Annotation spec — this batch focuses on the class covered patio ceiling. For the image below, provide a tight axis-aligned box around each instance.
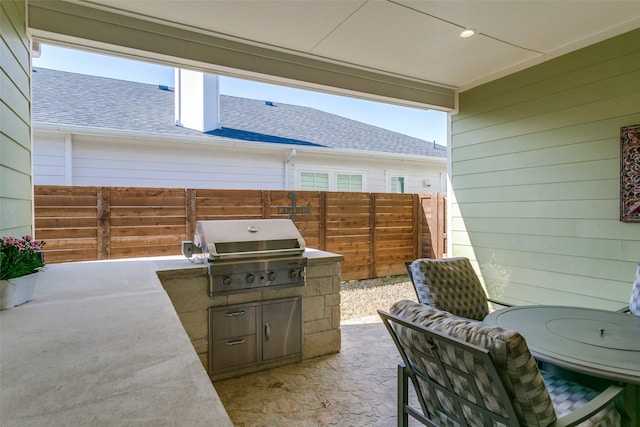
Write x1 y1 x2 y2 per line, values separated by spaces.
27 1 640 110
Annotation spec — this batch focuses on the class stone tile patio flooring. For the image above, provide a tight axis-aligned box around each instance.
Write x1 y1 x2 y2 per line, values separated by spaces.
213 315 409 426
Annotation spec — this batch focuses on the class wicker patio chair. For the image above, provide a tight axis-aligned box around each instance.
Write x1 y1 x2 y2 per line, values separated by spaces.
405 257 509 321
378 300 624 427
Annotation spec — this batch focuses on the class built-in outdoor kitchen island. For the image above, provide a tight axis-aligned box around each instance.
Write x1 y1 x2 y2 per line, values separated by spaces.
162 219 343 381
158 220 343 380
0 241 343 425
160 249 343 380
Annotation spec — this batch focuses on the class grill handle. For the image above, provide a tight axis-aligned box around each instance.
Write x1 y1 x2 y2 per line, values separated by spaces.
224 310 246 317
209 247 303 260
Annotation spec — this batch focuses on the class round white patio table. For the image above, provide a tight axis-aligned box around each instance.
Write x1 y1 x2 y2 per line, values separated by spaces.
485 305 640 426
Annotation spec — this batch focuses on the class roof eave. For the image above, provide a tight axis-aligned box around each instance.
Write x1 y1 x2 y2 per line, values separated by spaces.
33 122 447 163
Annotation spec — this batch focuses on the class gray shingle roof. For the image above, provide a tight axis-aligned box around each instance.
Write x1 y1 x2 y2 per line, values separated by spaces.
32 67 446 157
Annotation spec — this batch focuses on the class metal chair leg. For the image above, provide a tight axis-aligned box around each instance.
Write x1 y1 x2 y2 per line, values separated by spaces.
398 363 409 427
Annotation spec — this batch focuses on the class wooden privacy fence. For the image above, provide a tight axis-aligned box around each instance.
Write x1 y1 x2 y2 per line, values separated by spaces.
34 186 446 281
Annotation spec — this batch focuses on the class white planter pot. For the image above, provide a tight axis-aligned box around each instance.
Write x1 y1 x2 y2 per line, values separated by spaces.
0 272 38 310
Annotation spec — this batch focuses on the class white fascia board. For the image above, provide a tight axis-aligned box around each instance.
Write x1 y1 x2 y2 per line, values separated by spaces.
27 1 456 110
34 122 447 164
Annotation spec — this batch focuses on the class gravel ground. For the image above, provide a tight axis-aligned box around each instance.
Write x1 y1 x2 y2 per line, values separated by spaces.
340 275 417 320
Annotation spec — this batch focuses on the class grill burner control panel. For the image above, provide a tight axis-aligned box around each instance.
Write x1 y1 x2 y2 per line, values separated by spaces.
208 257 307 296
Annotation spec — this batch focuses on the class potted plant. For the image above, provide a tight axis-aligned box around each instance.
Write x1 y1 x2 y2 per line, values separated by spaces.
0 235 46 310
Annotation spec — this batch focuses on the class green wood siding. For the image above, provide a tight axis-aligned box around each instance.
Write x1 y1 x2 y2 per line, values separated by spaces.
452 29 640 310
1 0 32 236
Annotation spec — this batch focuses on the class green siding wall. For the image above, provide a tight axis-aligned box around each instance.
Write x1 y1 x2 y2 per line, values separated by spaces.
1 0 32 237
451 29 640 310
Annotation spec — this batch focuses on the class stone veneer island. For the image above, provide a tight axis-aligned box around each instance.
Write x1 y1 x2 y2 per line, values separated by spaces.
158 249 343 380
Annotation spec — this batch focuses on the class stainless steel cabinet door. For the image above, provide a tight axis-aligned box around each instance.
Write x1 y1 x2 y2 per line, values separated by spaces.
262 298 302 361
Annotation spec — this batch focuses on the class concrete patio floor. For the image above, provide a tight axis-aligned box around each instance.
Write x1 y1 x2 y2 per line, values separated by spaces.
0 257 417 426
213 315 408 427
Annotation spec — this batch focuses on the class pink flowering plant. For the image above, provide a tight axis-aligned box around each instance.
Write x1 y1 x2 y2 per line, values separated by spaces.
0 235 46 280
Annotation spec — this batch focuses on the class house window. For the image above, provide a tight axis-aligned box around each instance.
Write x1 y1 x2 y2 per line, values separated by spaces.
390 176 405 193
300 172 329 190
336 174 363 192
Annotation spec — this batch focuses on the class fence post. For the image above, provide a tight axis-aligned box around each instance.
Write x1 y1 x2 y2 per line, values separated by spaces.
319 191 327 251
369 193 376 279
263 190 271 219
437 192 447 258
97 187 110 260
185 189 196 241
419 194 435 259
413 194 421 259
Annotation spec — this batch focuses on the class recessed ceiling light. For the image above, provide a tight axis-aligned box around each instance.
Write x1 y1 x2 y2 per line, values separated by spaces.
460 28 477 38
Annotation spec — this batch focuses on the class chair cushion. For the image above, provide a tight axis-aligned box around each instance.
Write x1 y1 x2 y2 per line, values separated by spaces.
390 300 556 425
410 257 489 320
543 372 620 427
390 300 621 427
630 263 640 316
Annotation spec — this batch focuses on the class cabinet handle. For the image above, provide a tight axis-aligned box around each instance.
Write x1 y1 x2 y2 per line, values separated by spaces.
224 310 245 317
226 339 245 346
264 322 271 341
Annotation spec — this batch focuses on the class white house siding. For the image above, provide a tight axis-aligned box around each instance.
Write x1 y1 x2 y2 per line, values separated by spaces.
451 28 640 310
33 130 447 192
0 0 32 237
31 131 66 185
34 132 284 189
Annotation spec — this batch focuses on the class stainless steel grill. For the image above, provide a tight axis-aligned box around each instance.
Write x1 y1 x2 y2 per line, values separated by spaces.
182 219 307 296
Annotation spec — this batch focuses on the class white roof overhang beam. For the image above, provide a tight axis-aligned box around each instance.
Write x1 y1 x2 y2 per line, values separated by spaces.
27 0 456 111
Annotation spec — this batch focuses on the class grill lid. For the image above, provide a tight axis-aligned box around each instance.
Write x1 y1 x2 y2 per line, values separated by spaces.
194 219 305 260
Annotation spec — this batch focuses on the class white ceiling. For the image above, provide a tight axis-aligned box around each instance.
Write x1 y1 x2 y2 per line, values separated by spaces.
82 0 640 91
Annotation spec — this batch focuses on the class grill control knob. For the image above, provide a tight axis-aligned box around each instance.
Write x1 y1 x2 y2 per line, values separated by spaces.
267 271 277 281
288 269 299 279
245 273 255 284
222 276 232 287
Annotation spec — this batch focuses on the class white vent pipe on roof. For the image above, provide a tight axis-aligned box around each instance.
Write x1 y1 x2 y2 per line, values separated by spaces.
175 69 220 132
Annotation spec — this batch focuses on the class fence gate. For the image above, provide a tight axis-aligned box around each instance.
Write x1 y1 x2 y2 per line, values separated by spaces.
419 193 447 259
